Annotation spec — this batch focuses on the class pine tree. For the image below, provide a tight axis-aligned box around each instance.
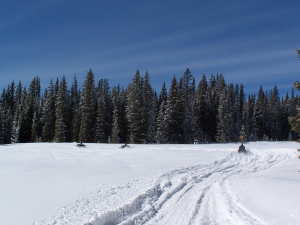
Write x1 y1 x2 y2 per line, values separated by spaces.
253 87 267 140
267 86 281 140
119 89 129 143
289 87 300 140
156 82 169 143
54 78 67 142
164 77 185 143
97 79 113 142
95 95 106 143
18 77 40 143
0 106 6 144
216 88 234 143
216 90 227 143
156 97 168 143
41 81 56 142
193 75 210 143
111 104 121 143
180 68 195 143
70 76 81 142
232 84 243 141
126 71 146 143
143 72 156 143
79 69 96 142
158 82 167 108
242 95 256 141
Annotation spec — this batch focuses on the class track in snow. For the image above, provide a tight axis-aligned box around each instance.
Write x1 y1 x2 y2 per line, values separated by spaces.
85 151 289 225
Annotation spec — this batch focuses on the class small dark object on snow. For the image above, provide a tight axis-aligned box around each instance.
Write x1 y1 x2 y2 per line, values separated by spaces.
77 141 86 148
238 144 247 154
120 143 129 149
297 149 300 152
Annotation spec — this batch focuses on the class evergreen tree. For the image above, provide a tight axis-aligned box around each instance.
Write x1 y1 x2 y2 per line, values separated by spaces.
164 77 185 143
18 77 40 143
95 95 106 143
194 75 210 143
216 88 234 142
111 92 121 143
156 82 169 143
143 72 156 143
267 86 281 140
119 89 129 143
97 79 113 142
54 78 68 142
156 97 168 143
126 71 146 143
289 85 300 139
41 81 56 142
253 87 267 140
70 76 81 142
180 68 195 143
242 95 255 141
79 69 96 142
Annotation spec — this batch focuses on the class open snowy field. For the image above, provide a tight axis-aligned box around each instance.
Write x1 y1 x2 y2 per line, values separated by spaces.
0 142 299 225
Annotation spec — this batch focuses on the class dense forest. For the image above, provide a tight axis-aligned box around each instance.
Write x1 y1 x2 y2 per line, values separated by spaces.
0 68 297 144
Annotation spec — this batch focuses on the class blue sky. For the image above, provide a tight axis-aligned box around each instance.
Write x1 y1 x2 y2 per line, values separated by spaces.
0 0 299 93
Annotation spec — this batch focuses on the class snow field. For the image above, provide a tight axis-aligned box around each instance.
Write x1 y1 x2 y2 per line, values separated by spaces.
0 142 299 225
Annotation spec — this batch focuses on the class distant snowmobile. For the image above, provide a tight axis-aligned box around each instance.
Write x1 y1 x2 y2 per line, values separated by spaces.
238 144 247 154
77 141 86 148
120 143 130 149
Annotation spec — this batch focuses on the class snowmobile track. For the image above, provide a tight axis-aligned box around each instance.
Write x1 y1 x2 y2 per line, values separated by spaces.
86 152 289 225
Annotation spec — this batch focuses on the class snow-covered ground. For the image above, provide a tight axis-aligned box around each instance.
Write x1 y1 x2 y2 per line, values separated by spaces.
0 142 299 225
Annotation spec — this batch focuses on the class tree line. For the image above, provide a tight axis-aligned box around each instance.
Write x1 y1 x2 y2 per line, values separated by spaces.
0 68 297 144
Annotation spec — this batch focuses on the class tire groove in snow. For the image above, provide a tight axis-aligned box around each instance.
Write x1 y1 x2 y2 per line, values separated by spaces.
84 152 289 225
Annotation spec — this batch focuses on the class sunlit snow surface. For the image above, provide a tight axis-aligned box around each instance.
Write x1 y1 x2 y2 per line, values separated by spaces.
0 142 299 225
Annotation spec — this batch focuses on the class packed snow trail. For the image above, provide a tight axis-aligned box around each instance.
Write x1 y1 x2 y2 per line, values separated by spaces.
85 151 289 225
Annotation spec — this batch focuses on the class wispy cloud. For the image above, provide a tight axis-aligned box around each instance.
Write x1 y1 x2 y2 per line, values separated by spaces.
75 4 298 64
